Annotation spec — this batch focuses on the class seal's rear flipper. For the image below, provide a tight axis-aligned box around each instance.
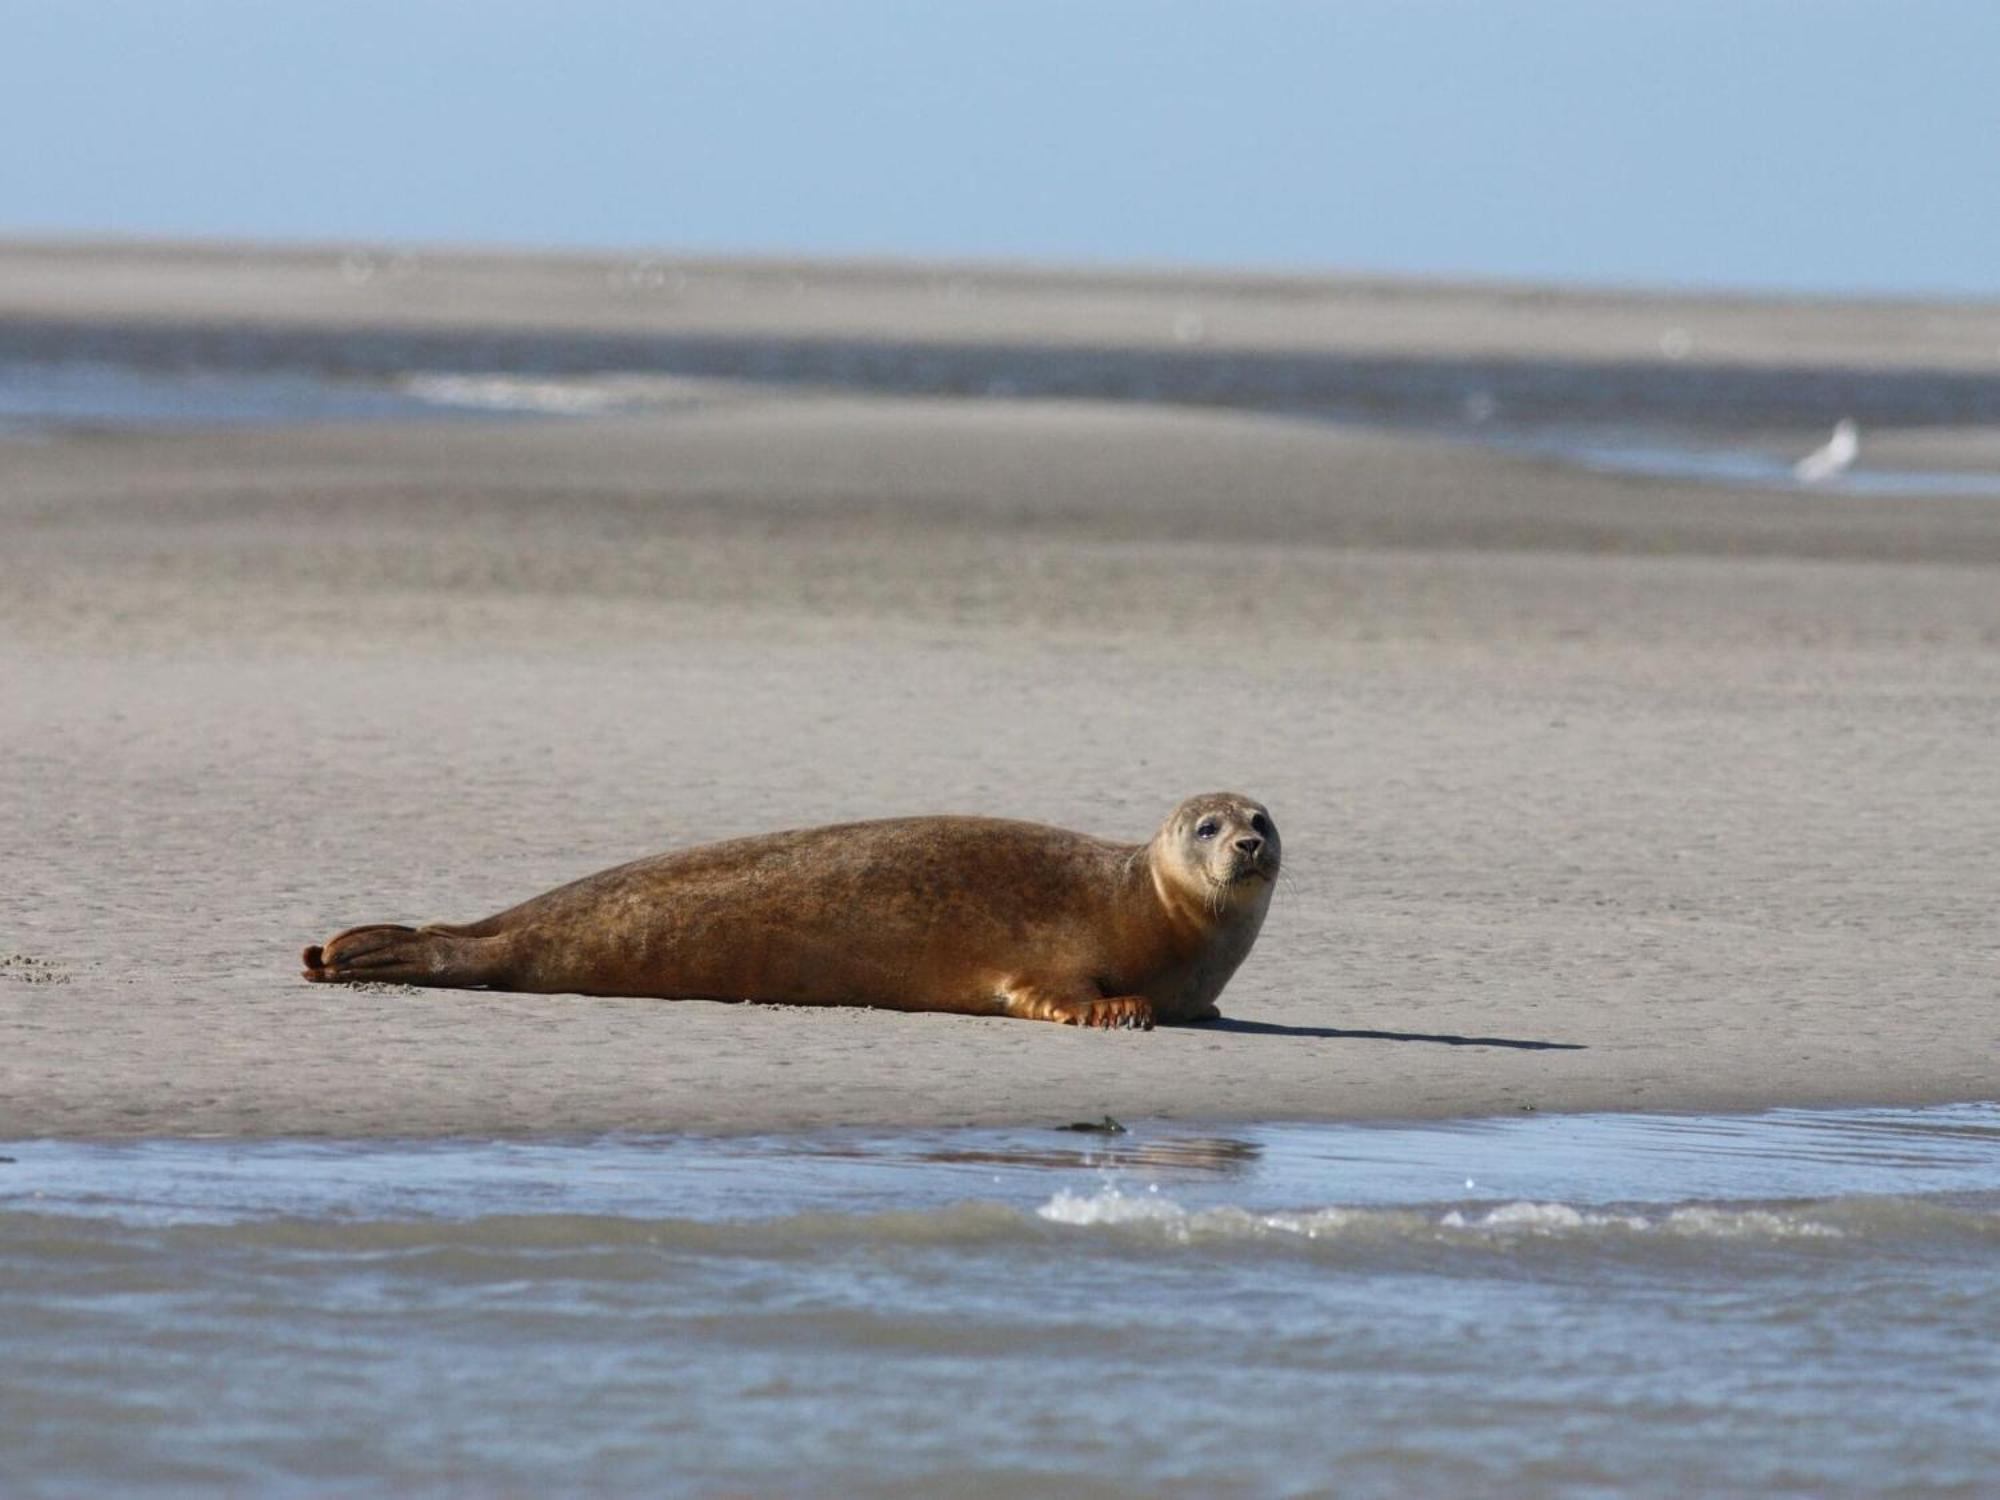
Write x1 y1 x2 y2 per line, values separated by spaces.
301 924 506 989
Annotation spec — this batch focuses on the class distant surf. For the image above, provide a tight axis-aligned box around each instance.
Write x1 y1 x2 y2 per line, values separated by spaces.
5 316 2000 496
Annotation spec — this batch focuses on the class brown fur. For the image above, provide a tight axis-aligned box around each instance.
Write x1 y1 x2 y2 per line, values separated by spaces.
301 793 1279 1030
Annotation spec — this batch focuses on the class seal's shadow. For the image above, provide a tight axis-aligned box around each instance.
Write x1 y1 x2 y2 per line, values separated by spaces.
1191 1018 1585 1051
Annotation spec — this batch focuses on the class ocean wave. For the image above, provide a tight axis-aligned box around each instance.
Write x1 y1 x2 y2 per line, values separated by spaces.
399 374 632 414
397 373 725 416
1034 1187 2000 1252
8 1189 1989 1272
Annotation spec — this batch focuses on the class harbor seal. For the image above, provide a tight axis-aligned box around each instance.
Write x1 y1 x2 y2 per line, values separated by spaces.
301 793 1279 1030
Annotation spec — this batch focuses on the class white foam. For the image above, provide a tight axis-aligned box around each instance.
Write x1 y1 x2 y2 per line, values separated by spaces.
1442 1201 1651 1233
1662 1205 1844 1239
1035 1189 1377 1243
1037 1187 1188 1228
1039 1189 1847 1244
400 375 634 415
398 372 742 417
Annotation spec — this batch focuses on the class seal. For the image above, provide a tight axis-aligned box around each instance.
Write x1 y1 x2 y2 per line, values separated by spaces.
301 793 1279 1030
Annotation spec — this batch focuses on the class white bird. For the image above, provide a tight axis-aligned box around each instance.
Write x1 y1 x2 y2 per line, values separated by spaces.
1793 418 1859 483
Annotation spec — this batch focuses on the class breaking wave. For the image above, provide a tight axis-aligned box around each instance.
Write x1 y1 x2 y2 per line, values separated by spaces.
1033 1186 2000 1254
398 372 729 415
6 1191 1993 1278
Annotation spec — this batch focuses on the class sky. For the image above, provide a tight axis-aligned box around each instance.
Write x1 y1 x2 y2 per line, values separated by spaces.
6 1 1998 295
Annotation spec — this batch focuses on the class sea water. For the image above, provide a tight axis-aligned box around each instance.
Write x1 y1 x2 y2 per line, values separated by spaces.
0 357 479 437
6 322 2000 497
3 1104 1995 1497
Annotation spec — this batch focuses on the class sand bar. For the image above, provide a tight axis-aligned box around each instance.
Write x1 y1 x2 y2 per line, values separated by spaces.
1 244 1997 1137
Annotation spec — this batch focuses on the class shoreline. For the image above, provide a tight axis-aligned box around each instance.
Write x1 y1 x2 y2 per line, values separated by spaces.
8 1094 1999 1148
2 242 1997 1140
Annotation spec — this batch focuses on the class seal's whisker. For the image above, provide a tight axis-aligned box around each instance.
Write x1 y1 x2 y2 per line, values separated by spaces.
1270 864 1320 897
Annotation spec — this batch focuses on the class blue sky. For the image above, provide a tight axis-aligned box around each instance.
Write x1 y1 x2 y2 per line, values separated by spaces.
6 1 1997 294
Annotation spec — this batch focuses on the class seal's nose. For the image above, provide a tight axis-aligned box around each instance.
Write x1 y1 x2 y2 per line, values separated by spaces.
1234 834 1264 857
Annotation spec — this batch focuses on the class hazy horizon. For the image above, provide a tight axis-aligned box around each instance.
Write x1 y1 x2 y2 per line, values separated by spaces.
8 1 1999 298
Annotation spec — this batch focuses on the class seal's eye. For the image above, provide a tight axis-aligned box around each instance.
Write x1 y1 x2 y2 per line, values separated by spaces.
1250 812 1272 837
1194 819 1220 840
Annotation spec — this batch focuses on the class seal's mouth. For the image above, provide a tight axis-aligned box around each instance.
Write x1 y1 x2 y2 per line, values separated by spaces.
1225 863 1277 886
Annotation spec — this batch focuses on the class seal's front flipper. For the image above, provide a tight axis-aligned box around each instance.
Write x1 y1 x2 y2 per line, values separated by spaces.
301 923 507 989
1003 980 1155 1031
1068 996 1156 1030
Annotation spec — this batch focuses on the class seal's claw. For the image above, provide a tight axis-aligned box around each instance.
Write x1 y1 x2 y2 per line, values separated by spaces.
1075 996 1156 1031
1002 987 1155 1030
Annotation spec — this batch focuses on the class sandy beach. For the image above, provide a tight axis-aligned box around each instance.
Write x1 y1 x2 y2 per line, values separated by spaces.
2 241 1996 1137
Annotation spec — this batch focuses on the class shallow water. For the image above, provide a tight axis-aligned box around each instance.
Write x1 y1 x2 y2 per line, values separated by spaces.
0 357 489 436
4 1105 1996 1497
5 320 2000 496
1486 423 2000 497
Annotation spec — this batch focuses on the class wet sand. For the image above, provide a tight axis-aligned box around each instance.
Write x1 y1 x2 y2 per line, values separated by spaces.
2 243 1997 1137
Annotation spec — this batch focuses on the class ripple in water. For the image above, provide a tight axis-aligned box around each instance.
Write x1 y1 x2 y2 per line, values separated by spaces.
3 1104 1996 1497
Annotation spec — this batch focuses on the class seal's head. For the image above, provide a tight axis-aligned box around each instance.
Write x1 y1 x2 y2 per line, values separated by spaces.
1155 792 1281 907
